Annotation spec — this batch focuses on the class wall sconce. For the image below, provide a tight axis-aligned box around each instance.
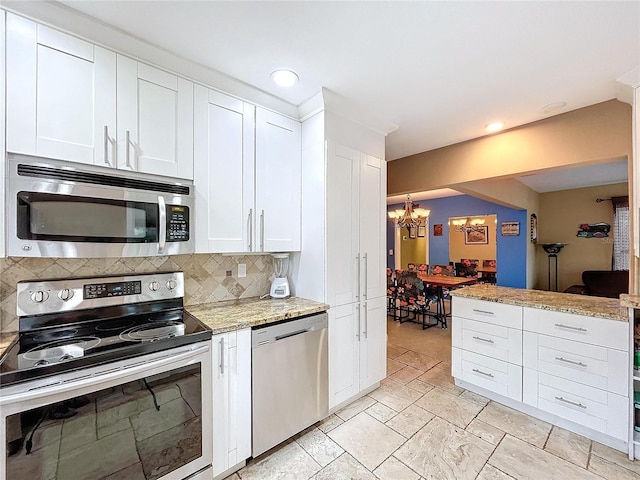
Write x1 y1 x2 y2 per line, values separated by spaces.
387 195 430 228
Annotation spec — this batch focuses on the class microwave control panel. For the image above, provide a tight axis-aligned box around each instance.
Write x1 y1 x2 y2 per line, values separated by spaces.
167 205 189 242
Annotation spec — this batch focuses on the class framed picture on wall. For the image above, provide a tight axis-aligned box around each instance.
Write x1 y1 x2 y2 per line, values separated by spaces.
501 221 520 236
433 224 443 236
408 227 417 239
464 226 488 245
417 226 426 237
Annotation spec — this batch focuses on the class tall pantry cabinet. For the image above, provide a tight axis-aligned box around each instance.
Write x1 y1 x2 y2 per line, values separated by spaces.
294 101 393 410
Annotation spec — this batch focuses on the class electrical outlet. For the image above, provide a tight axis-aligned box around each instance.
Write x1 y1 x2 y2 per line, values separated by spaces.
238 264 247 278
225 270 232 277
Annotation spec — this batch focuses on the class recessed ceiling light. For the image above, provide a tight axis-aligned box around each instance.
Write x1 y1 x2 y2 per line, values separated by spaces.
541 102 567 114
271 69 299 87
485 121 505 133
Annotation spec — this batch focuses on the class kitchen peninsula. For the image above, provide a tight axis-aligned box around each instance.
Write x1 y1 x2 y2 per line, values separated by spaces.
451 284 631 455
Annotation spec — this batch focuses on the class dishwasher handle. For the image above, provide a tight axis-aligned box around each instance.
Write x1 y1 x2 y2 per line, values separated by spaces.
275 329 309 341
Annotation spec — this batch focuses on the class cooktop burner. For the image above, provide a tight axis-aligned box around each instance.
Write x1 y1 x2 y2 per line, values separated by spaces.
0 273 211 387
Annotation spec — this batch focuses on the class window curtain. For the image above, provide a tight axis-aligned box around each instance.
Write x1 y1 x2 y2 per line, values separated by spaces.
611 196 629 271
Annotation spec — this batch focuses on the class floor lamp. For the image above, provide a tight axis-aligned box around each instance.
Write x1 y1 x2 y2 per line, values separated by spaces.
539 243 568 291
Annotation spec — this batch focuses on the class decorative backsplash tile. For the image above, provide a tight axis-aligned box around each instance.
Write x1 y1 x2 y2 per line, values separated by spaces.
0 254 273 334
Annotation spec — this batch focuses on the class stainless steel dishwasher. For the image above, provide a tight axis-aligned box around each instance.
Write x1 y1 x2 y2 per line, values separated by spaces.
251 312 328 457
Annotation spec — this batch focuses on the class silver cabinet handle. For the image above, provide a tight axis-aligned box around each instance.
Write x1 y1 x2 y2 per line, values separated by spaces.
125 130 132 168
158 196 167 254
248 209 253 251
260 210 265 251
555 396 586 409
219 337 225 374
103 125 111 166
356 254 361 301
473 336 494 344
472 368 494 378
363 253 368 299
472 309 494 315
363 302 368 339
356 303 361 340
555 356 587 367
554 323 587 332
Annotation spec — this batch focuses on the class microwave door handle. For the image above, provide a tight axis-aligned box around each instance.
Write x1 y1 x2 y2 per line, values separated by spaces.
158 196 167 254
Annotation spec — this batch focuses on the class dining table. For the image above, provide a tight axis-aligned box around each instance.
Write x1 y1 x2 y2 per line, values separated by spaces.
417 274 478 328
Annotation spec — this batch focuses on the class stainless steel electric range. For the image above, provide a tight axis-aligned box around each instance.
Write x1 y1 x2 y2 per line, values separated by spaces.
0 272 213 480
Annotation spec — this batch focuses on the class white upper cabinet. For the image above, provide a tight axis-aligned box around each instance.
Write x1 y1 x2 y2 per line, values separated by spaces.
255 108 302 252
6 14 116 167
194 86 255 253
6 14 194 180
117 57 194 179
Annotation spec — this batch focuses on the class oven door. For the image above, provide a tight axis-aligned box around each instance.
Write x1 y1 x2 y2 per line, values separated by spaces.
1 342 212 480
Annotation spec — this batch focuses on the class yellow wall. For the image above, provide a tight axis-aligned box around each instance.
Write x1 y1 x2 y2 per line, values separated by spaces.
535 182 629 292
400 232 427 268
449 215 497 266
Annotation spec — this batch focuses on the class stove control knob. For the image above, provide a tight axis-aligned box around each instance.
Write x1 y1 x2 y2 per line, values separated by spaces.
148 281 161 292
57 288 75 302
166 279 178 290
30 290 49 303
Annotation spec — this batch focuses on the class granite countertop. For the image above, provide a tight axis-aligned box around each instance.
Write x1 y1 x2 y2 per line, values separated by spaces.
620 294 640 309
451 284 629 322
186 296 330 334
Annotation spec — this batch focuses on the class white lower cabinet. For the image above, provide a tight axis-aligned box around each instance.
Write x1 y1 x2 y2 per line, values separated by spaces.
329 296 386 409
212 329 251 479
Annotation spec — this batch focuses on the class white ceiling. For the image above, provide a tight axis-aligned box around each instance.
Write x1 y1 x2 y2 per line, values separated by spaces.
55 0 639 162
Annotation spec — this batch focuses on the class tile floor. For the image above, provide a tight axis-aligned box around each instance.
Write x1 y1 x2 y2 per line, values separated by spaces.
229 316 640 479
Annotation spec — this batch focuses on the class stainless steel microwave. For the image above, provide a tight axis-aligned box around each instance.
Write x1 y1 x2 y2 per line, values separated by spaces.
7 155 194 258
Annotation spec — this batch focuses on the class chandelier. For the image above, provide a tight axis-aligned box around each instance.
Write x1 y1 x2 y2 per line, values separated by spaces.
387 195 430 228
450 216 486 233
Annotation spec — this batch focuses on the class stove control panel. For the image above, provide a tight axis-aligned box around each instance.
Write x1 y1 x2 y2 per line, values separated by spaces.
16 272 185 317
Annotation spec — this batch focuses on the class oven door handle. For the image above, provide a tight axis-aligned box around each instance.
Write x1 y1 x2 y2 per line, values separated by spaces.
158 196 167 254
0 343 211 405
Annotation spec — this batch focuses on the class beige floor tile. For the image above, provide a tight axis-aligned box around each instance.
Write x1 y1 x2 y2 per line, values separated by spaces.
589 453 640 479
365 402 397 422
385 404 435 438
389 365 425 385
222 474 240 480
406 378 433 394
368 378 423 412
103 462 146 480
238 441 321 480
386 318 452 361
417 364 464 395
590 441 640 475
465 419 505 445
395 350 442 371
544 426 591 468
394 416 494 480
476 401 551 448
387 343 409 359
387 358 406 375
489 435 600 480
476 464 515 480
414 388 483 428
312 453 377 480
335 395 377 421
328 412 405 471
374 456 421 480
296 427 344 467
459 389 490 407
316 414 344 434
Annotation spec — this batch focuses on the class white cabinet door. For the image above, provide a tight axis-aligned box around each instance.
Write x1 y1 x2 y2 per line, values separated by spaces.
359 154 386 300
211 329 251 478
0 11 5 258
359 296 387 391
194 86 255 253
117 56 194 179
255 108 301 252
6 14 116 167
326 144 360 306
328 303 360 409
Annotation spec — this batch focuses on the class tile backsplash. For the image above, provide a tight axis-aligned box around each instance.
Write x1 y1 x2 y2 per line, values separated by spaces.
0 254 273 334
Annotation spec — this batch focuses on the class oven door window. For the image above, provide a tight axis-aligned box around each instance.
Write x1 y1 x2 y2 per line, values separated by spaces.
17 192 159 243
5 363 202 480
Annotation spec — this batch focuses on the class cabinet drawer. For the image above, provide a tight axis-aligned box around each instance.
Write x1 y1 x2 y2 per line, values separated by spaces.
523 369 628 441
453 297 522 328
453 318 522 364
452 347 522 401
522 332 628 395
523 307 628 350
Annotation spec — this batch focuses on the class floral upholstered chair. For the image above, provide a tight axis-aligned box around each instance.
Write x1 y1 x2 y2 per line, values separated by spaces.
455 258 479 278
